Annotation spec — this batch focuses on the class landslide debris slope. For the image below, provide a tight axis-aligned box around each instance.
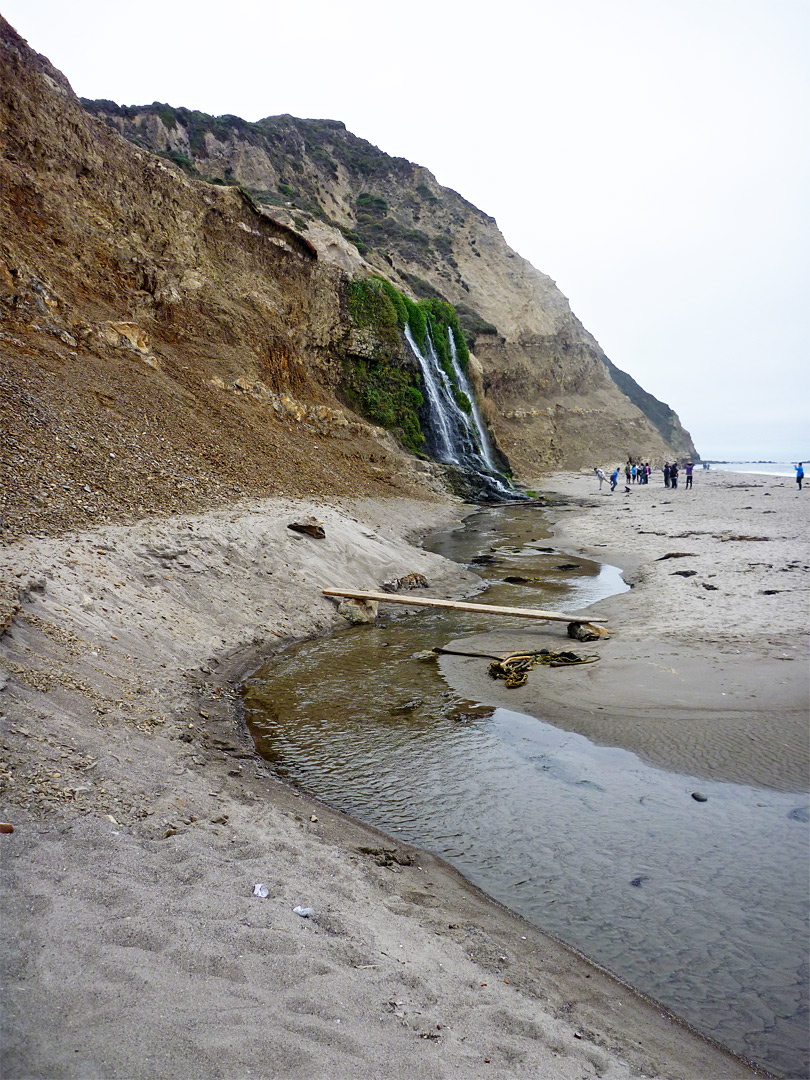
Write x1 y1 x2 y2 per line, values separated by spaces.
0 18 437 542
83 100 699 474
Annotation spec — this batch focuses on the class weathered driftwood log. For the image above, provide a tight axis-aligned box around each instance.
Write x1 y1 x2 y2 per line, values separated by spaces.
322 589 607 625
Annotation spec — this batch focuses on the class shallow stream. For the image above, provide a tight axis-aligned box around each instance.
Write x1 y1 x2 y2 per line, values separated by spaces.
243 504 809 1078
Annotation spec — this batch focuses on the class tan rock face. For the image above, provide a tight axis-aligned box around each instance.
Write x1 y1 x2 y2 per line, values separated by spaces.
0 17 435 538
97 321 158 367
0 13 697 546
82 98 698 474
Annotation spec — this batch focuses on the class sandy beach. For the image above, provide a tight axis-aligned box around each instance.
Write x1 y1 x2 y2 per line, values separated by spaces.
441 469 809 794
1 478 801 1079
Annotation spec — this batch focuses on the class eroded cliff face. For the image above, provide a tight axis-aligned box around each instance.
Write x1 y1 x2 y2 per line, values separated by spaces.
83 102 699 472
1 15 697 543
0 19 447 538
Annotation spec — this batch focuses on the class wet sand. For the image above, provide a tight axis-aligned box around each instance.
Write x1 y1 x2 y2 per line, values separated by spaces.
0 491 769 1078
440 469 809 792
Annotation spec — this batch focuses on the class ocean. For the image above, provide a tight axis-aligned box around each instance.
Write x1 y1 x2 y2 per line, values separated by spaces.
706 461 799 478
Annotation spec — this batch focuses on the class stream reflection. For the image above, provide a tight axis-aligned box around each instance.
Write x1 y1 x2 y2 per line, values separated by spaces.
243 504 808 1078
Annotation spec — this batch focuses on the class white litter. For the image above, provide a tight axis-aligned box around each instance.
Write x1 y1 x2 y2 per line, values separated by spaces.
253 883 270 898
293 905 313 918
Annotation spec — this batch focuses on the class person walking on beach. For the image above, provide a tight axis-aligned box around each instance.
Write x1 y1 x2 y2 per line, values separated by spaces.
610 467 619 492
685 462 694 489
663 462 671 488
594 467 607 490
670 461 679 489
796 463 804 491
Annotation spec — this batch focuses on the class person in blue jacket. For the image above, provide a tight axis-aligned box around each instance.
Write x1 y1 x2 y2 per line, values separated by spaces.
795 463 804 491
610 467 619 492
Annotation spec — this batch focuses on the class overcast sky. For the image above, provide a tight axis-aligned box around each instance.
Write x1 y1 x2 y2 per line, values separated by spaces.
4 0 808 459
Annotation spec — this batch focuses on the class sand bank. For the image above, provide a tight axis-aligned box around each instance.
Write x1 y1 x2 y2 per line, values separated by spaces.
1 493 768 1078
440 469 809 793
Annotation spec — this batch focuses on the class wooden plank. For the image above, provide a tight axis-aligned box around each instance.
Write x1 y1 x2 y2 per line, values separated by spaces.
322 589 607 625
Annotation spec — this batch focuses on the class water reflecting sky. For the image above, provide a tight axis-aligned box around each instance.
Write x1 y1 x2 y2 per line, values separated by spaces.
243 505 808 1078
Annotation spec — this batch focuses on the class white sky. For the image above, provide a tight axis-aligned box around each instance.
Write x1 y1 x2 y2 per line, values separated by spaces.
4 0 808 460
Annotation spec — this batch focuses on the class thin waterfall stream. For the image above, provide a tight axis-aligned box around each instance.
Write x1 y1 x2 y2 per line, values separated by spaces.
447 329 499 473
403 323 514 501
242 503 809 1079
403 324 457 463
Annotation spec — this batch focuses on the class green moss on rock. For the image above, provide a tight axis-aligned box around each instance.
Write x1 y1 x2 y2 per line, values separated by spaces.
344 275 478 447
341 360 425 454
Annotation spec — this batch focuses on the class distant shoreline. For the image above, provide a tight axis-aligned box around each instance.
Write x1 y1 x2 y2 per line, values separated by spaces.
700 461 799 478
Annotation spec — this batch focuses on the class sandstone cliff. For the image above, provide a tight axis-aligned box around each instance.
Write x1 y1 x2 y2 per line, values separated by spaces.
1 17 697 542
0 18 445 538
82 101 699 472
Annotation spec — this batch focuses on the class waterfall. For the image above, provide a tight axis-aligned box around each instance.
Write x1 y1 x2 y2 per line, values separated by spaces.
447 330 499 472
403 325 458 463
404 322 516 500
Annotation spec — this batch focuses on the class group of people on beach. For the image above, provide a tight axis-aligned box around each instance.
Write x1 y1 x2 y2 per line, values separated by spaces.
626 461 651 484
594 459 695 493
664 461 694 488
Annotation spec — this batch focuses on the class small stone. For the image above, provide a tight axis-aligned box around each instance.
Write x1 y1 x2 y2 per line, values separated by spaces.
337 598 378 624
567 621 609 641
691 791 708 802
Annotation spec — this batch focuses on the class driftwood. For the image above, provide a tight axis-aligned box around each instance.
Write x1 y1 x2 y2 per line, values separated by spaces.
288 520 325 539
322 589 607 625
719 534 770 542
